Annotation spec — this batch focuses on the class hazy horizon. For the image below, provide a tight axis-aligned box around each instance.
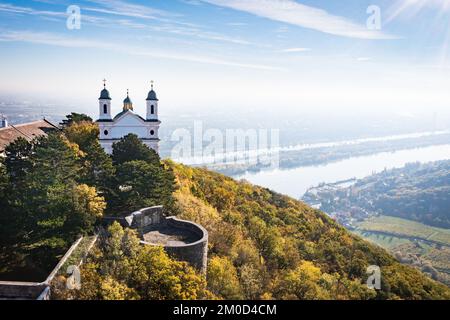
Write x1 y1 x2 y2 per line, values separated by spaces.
0 0 450 118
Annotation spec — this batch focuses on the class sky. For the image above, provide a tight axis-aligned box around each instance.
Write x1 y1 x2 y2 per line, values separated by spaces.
0 0 450 118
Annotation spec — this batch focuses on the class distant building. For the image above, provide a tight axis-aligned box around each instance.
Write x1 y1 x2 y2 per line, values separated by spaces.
1 114 8 128
96 80 161 154
0 117 58 156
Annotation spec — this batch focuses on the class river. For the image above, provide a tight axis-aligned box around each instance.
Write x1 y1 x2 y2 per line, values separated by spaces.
235 144 450 199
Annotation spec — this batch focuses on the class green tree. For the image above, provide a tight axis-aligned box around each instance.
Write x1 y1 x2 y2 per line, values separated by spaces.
107 135 176 214
60 113 93 127
0 163 12 250
112 160 174 212
0 163 7 198
4 137 33 180
112 133 160 166
82 142 115 193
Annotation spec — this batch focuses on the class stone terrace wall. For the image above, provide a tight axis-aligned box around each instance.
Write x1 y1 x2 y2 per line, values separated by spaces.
0 282 49 300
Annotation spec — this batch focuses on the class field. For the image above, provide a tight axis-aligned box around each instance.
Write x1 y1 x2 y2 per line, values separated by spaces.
356 215 450 246
353 230 410 249
354 215 450 286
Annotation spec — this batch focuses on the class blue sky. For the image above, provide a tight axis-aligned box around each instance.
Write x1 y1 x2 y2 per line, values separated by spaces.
0 0 450 117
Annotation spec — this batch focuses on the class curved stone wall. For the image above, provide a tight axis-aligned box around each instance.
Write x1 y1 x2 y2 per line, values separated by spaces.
148 216 208 274
118 206 208 274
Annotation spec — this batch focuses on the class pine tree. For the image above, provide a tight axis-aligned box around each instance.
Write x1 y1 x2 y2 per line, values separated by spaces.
112 133 160 166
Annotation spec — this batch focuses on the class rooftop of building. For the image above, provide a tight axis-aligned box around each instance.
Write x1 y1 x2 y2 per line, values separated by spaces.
0 119 58 152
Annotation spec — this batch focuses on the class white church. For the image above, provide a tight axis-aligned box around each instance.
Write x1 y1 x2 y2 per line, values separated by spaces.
96 81 160 154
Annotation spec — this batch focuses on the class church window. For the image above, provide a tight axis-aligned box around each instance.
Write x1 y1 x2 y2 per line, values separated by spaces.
104 130 109 136
151 105 155 114
103 104 108 114
150 130 155 136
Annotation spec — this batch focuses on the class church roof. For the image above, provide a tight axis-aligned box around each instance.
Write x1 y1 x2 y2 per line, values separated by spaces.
113 109 129 120
146 89 158 101
99 88 111 100
113 110 146 122
0 119 58 152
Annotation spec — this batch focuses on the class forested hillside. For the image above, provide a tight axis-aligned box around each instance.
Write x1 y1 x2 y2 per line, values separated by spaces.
1 115 449 300
170 162 450 300
369 161 450 228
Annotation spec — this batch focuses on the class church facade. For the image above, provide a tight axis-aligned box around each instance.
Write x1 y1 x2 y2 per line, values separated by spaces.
96 81 160 154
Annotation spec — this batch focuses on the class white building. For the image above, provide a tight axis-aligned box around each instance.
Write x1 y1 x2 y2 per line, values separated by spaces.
96 81 161 154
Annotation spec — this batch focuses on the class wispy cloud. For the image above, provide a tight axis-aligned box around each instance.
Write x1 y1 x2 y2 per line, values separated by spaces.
0 30 112 48
149 24 255 45
179 0 204 6
83 0 198 27
226 22 248 26
0 3 63 17
0 30 281 71
85 0 179 19
201 0 397 39
0 2 254 46
0 3 113 26
281 47 311 53
84 0 257 45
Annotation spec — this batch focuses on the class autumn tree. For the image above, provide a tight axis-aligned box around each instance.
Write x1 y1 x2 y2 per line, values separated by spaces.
64 120 99 151
207 256 243 299
63 120 115 198
273 261 331 300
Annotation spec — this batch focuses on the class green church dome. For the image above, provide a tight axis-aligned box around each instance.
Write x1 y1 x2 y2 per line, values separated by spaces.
99 88 111 100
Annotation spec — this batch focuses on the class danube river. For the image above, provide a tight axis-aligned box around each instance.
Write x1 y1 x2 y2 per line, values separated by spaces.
235 144 450 199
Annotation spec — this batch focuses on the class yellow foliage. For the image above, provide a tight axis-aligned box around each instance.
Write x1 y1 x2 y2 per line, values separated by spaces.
64 121 99 151
100 276 138 300
207 256 243 299
174 191 221 226
73 184 106 218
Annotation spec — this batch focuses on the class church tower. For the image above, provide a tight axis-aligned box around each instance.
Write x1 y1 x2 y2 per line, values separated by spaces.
146 81 158 121
98 79 112 120
145 81 160 153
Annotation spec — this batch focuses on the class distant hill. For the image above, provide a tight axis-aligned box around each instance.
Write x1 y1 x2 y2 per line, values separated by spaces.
304 160 450 228
302 160 450 287
168 161 450 299
368 161 450 228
